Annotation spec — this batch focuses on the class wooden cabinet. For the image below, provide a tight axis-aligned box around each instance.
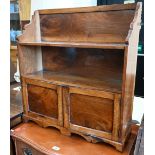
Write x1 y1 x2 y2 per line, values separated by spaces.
17 3 142 151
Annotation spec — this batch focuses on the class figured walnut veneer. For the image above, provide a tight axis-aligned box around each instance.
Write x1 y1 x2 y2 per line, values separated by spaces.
27 84 58 119
17 3 142 152
70 94 114 132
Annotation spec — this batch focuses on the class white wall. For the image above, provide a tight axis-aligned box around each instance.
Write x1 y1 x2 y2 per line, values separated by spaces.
31 0 97 16
132 97 144 123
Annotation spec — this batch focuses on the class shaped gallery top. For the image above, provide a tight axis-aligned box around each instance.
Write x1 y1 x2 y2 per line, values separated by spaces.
18 3 142 49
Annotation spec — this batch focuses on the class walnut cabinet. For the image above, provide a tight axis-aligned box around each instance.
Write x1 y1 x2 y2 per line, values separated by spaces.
18 3 142 151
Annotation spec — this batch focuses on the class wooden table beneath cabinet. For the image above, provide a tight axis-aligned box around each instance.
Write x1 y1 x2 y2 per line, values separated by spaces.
10 83 23 128
11 122 139 155
10 83 23 155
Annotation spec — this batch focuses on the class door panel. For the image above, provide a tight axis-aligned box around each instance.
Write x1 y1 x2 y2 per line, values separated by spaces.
27 84 58 119
63 87 121 140
70 93 114 132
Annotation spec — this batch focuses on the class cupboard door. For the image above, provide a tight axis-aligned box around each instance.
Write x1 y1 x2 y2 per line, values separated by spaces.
27 84 58 119
70 93 113 132
63 87 121 141
22 78 63 127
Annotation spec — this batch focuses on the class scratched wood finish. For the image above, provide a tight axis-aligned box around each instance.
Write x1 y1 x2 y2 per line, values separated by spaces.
27 84 58 119
17 3 142 152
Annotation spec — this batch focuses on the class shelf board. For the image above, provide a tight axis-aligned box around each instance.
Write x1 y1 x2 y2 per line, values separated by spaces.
24 70 122 93
19 41 127 50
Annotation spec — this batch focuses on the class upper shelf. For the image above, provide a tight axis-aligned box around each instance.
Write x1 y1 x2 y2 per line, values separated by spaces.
19 41 127 49
18 3 142 48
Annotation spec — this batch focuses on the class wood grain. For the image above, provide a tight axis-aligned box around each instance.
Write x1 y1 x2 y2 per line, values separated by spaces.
27 84 58 119
40 10 134 44
19 0 31 21
70 93 114 132
10 46 17 67
11 122 139 155
121 2 142 143
24 70 122 93
18 45 42 76
19 41 127 49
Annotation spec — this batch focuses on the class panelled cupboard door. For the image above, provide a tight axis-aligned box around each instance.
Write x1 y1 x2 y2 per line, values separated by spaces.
63 87 121 142
22 78 63 128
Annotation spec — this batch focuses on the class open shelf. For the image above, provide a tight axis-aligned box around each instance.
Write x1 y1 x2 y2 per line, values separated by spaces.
19 46 124 93
19 41 127 50
24 70 122 93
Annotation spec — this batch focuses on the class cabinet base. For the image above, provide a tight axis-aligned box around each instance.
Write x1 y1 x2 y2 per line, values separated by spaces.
23 115 128 152
23 114 62 131
69 130 125 152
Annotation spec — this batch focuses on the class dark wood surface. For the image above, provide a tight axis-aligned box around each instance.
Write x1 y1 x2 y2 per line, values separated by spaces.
10 83 23 119
19 41 127 49
28 84 58 119
11 122 139 155
15 140 44 155
10 83 23 155
24 69 122 93
70 93 114 132
40 10 134 44
17 3 142 151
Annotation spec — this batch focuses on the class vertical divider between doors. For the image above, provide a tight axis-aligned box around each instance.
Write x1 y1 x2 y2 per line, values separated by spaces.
112 94 121 141
62 87 70 129
57 86 63 127
22 79 29 115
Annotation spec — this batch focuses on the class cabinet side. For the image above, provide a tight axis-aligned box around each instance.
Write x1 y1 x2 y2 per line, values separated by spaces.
17 11 42 76
121 2 142 143
17 45 43 76
17 10 41 42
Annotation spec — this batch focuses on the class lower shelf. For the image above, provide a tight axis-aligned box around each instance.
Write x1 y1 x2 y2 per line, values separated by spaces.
24 70 122 93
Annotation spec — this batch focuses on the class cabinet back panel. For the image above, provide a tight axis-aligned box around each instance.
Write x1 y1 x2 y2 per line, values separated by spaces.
27 84 58 119
42 47 124 81
70 94 114 132
40 10 134 43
